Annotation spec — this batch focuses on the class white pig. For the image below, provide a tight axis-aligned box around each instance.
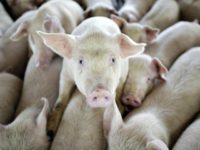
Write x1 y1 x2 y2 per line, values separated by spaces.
140 0 179 31
51 89 106 150
122 21 200 108
6 0 44 19
0 10 36 78
111 14 159 44
172 114 200 150
178 0 200 21
82 0 117 18
0 73 22 124
0 2 13 36
118 0 156 22
0 98 50 150
104 47 200 150
38 17 145 135
16 54 62 115
11 0 83 68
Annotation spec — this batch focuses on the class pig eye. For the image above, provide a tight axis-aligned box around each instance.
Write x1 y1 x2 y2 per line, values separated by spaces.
79 59 84 66
110 57 116 65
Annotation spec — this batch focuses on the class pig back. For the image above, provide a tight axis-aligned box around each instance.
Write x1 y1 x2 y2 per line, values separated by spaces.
0 73 22 124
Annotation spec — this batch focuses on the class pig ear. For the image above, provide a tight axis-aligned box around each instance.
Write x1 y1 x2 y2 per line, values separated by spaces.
103 102 123 138
146 139 169 150
36 97 50 133
117 33 146 58
144 26 160 42
43 15 65 33
151 58 168 81
111 14 127 29
10 21 29 41
37 31 75 58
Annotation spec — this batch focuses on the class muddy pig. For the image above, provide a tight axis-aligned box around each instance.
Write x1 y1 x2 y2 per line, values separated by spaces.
0 73 22 124
104 47 200 150
38 16 145 135
11 0 83 68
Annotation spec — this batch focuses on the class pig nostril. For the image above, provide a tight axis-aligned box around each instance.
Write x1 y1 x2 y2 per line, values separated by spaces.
93 97 97 101
105 96 109 101
126 98 130 102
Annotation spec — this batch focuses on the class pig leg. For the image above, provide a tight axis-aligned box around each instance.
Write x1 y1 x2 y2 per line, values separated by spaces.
47 74 75 138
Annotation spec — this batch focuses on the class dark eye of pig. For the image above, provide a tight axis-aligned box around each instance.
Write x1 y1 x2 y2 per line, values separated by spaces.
79 59 84 65
111 57 116 65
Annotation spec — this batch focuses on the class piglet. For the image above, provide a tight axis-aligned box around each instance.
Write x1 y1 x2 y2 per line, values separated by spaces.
15 54 62 115
38 16 145 136
118 0 156 22
11 0 83 68
122 21 200 108
172 114 200 150
82 0 117 18
104 47 200 150
0 98 50 150
0 10 36 78
51 89 106 149
0 2 13 36
0 73 22 124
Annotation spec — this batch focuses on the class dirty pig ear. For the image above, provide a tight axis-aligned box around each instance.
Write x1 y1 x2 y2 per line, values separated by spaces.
36 98 50 133
111 14 127 29
146 139 169 150
117 33 146 58
103 102 123 138
10 21 29 41
144 26 160 42
43 15 65 33
151 58 168 81
37 31 75 59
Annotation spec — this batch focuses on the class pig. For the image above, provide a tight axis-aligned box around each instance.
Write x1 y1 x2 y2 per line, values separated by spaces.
0 73 22 124
118 0 156 22
0 2 13 36
6 0 44 19
11 0 84 68
82 0 117 18
111 14 159 44
104 47 200 150
0 98 50 150
15 54 62 115
178 0 200 21
172 114 200 150
0 10 36 78
122 21 200 108
51 89 106 149
139 0 179 32
38 16 145 136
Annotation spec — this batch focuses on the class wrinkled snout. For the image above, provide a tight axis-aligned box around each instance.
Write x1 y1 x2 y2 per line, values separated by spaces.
122 94 141 107
87 88 114 108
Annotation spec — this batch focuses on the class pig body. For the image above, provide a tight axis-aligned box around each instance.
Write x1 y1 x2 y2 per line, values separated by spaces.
16 55 62 115
172 114 200 150
82 0 117 17
121 21 200 108
0 10 35 78
51 89 106 150
6 0 44 19
0 98 50 150
0 2 13 36
105 48 200 150
38 17 145 135
140 0 179 31
12 0 83 67
118 0 156 22
0 73 22 124
178 0 200 21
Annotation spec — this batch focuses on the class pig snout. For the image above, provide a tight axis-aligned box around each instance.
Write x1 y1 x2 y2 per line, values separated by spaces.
87 88 113 108
122 94 141 107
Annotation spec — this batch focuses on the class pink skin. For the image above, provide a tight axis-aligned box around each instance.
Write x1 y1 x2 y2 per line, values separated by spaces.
87 87 114 108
